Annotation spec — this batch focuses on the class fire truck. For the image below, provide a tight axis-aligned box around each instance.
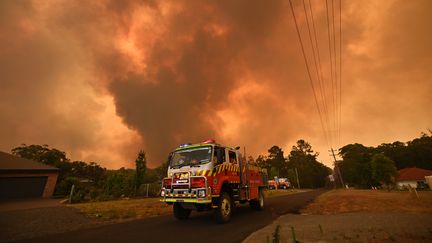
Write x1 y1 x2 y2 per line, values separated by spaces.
160 140 268 223
268 178 291 190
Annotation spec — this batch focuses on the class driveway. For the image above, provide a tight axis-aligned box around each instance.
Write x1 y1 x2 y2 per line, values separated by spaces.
0 198 64 212
0 199 93 242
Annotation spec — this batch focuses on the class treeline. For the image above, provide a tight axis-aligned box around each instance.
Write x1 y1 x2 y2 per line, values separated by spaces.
11 144 167 202
337 132 432 189
254 140 332 188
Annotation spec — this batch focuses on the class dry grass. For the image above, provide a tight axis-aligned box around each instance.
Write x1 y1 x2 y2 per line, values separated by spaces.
70 198 171 222
265 189 310 198
71 189 308 222
302 189 432 215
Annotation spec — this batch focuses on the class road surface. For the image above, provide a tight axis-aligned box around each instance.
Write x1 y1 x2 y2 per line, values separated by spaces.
16 190 325 243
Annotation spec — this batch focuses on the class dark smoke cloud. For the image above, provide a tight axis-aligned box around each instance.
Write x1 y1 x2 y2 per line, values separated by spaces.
1 0 431 167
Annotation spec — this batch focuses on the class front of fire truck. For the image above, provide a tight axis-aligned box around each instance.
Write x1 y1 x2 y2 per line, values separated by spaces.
160 142 215 209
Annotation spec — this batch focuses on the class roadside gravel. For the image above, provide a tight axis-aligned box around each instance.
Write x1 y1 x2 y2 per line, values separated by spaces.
244 212 432 242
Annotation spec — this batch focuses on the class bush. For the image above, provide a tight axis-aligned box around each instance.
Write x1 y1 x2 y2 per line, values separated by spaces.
103 169 135 198
54 176 78 196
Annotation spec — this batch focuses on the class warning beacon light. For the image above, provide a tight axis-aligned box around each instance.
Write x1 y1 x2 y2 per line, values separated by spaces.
179 143 192 148
202 139 216 144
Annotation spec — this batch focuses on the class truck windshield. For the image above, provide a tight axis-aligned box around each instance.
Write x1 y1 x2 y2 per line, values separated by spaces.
170 146 213 169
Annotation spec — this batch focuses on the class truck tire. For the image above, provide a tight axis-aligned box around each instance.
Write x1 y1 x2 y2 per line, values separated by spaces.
173 203 191 220
214 192 232 223
250 189 264 210
282 185 287 189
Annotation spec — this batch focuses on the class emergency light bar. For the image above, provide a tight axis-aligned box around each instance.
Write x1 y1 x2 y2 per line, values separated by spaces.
179 143 192 148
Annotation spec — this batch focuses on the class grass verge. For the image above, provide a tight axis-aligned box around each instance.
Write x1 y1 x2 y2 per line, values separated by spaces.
70 198 171 222
301 189 432 215
71 189 308 222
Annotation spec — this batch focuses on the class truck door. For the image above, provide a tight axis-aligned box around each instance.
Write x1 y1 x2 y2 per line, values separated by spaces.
235 152 245 185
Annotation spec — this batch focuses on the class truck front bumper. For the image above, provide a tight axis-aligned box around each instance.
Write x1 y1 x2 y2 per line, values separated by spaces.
160 188 212 204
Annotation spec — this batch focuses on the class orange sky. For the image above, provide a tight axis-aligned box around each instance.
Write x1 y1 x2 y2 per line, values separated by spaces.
1 0 431 169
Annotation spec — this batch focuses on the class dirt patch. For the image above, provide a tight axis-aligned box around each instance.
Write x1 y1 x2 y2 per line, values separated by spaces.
302 189 432 215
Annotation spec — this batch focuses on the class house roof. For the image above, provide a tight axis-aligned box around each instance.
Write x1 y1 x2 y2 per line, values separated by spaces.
396 167 432 181
0 151 59 171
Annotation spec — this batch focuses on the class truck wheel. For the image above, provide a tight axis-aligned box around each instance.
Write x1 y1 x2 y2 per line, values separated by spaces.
173 203 191 220
282 185 287 189
250 189 264 211
214 192 232 223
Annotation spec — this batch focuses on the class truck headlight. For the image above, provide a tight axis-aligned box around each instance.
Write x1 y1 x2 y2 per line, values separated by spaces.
197 189 206 198
161 189 166 197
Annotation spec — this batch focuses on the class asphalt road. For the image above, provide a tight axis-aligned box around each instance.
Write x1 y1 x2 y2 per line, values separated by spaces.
16 190 325 243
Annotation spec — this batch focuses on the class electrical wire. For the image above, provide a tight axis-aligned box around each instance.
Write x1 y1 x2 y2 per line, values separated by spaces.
325 0 337 146
289 0 331 148
302 0 332 147
338 0 342 146
307 0 334 147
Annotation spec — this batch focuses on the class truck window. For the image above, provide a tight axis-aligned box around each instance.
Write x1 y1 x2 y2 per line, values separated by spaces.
228 150 237 164
214 146 225 165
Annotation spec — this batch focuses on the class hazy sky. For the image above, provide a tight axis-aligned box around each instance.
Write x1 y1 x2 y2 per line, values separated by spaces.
1 0 431 168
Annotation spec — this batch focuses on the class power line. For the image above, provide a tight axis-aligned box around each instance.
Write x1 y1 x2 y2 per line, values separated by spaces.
331 0 339 147
338 0 342 146
307 0 333 147
288 0 330 148
302 0 332 147
325 0 337 146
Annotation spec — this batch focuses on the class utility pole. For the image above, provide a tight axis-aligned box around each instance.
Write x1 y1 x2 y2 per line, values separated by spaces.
330 148 345 188
295 167 301 189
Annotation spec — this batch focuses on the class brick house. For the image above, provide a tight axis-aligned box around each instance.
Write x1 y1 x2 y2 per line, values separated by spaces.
396 167 432 189
0 151 59 199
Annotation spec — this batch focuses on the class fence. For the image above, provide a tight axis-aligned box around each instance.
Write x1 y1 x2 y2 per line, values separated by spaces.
137 183 161 197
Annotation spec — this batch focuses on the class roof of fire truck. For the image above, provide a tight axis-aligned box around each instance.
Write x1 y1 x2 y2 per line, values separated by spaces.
174 139 235 151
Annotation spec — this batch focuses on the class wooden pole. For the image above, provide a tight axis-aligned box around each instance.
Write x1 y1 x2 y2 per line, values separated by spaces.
69 184 75 204
295 167 301 189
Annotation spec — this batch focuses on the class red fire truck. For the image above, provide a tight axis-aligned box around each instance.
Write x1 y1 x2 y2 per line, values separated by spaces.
160 140 268 223
268 178 291 190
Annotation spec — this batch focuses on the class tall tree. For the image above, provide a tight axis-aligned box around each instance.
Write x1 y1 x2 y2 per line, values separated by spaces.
134 150 147 194
371 154 397 187
287 140 331 188
267 146 287 178
12 144 68 167
339 143 375 188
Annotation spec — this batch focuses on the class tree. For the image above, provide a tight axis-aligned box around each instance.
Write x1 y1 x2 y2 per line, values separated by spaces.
267 146 287 178
371 154 397 188
255 155 270 172
287 140 331 188
406 132 432 170
134 150 147 194
11 144 68 167
104 168 135 198
339 143 375 188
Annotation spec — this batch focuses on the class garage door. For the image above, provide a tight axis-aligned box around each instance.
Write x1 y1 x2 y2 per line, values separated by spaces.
0 177 47 200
